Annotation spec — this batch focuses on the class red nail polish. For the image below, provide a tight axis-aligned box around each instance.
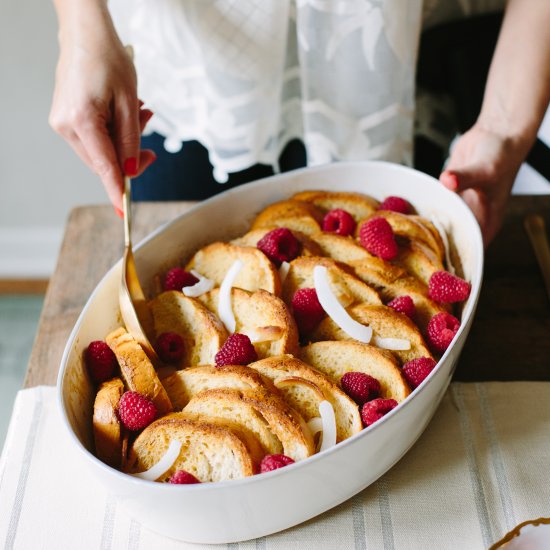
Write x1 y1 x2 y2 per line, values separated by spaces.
124 157 138 176
447 172 459 190
114 206 124 218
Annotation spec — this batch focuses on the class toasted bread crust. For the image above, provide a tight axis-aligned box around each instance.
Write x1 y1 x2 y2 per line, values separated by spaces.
161 365 273 410
311 304 433 364
300 341 411 402
358 211 444 262
186 242 281 295
394 238 444 286
93 377 125 468
251 199 324 235
126 415 256 481
183 388 314 461
231 227 323 257
283 256 382 308
249 355 363 442
291 190 379 220
106 327 172 415
198 287 299 358
149 290 228 367
348 259 448 332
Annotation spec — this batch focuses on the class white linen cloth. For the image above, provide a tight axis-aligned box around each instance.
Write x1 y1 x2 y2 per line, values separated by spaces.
1 383 549 549
110 0 505 182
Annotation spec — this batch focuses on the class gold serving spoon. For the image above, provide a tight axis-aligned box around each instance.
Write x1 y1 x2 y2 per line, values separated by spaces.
524 213 550 304
119 175 159 364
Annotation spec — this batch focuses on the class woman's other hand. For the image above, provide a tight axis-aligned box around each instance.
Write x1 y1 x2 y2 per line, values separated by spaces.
439 123 531 245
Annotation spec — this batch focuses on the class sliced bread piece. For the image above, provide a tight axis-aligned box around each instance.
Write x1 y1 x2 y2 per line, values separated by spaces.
161 365 273 410
300 341 410 402
148 290 228 367
105 327 172 415
249 355 362 442
186 242 281 295
348 259 448 332
198 287 299 358
183 388 314 461
93 377 125 468
291 190 379 220
306 233 373 264
311 304 433 364
358 211 444 262
394 238 444 286
125 415 257 481
282 256 382 308
251 199 324 235
231 227 323 257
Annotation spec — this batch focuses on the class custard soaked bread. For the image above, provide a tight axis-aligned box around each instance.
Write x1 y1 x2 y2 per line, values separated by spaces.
148 290 228 367
182 388 315 461
231 227 323 257
106 327 172 415
282 256 382 308
186 242 281 295
251 199 324 235
311 304 433 365
300 341 411 402
198 287 299 358
93 377 125 468
125 415 258 481
291 190 379 220
249 355 363 442
161 365 273 410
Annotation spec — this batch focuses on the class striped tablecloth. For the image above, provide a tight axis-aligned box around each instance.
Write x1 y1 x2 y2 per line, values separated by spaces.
1 384 549 550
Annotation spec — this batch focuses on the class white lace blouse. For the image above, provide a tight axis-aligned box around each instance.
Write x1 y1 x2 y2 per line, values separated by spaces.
111 0 505 182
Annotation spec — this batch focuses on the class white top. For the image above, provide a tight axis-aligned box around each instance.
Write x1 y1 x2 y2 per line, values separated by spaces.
111 0 505 183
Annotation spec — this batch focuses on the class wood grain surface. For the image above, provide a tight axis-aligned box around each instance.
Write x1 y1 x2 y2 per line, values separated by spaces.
24 197 550 388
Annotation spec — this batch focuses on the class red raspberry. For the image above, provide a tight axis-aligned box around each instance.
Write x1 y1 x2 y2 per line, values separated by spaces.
426 312 460 353
117 391 157 431
257 228 301 266
402 357 437 389
291 288 325 335
260 454 295 473
387 295 416 319
85 340 118 383
359 217 398 260
169 470 201 484
428 271 471 304
379 196 412 214
215 333 258 367
163 267 199 292
341 372 381 405
322 209 356 236
156 332 185 363
361 398 398 427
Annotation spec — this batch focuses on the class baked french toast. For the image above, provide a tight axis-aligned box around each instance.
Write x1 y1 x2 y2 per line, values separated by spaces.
85 187 471 484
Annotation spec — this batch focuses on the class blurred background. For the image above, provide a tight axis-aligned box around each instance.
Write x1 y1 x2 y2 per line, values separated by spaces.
1 0 549 449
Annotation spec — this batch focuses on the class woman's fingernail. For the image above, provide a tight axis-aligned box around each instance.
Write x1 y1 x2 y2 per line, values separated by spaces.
124 157 138 176
114 206 124 218
442 171 459 191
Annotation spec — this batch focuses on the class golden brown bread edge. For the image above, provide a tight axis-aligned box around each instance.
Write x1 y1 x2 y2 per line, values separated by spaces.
125 415 258 481
93 377 125 468
105 327 173 415
198 287 299 358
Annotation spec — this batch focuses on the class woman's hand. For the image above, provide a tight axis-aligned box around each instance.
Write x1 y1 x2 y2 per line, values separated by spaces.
49 6 156 213
439 123 532 245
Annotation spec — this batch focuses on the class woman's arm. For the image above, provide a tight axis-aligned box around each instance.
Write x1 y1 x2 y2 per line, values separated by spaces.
440 0 550 244
49 0 155 213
